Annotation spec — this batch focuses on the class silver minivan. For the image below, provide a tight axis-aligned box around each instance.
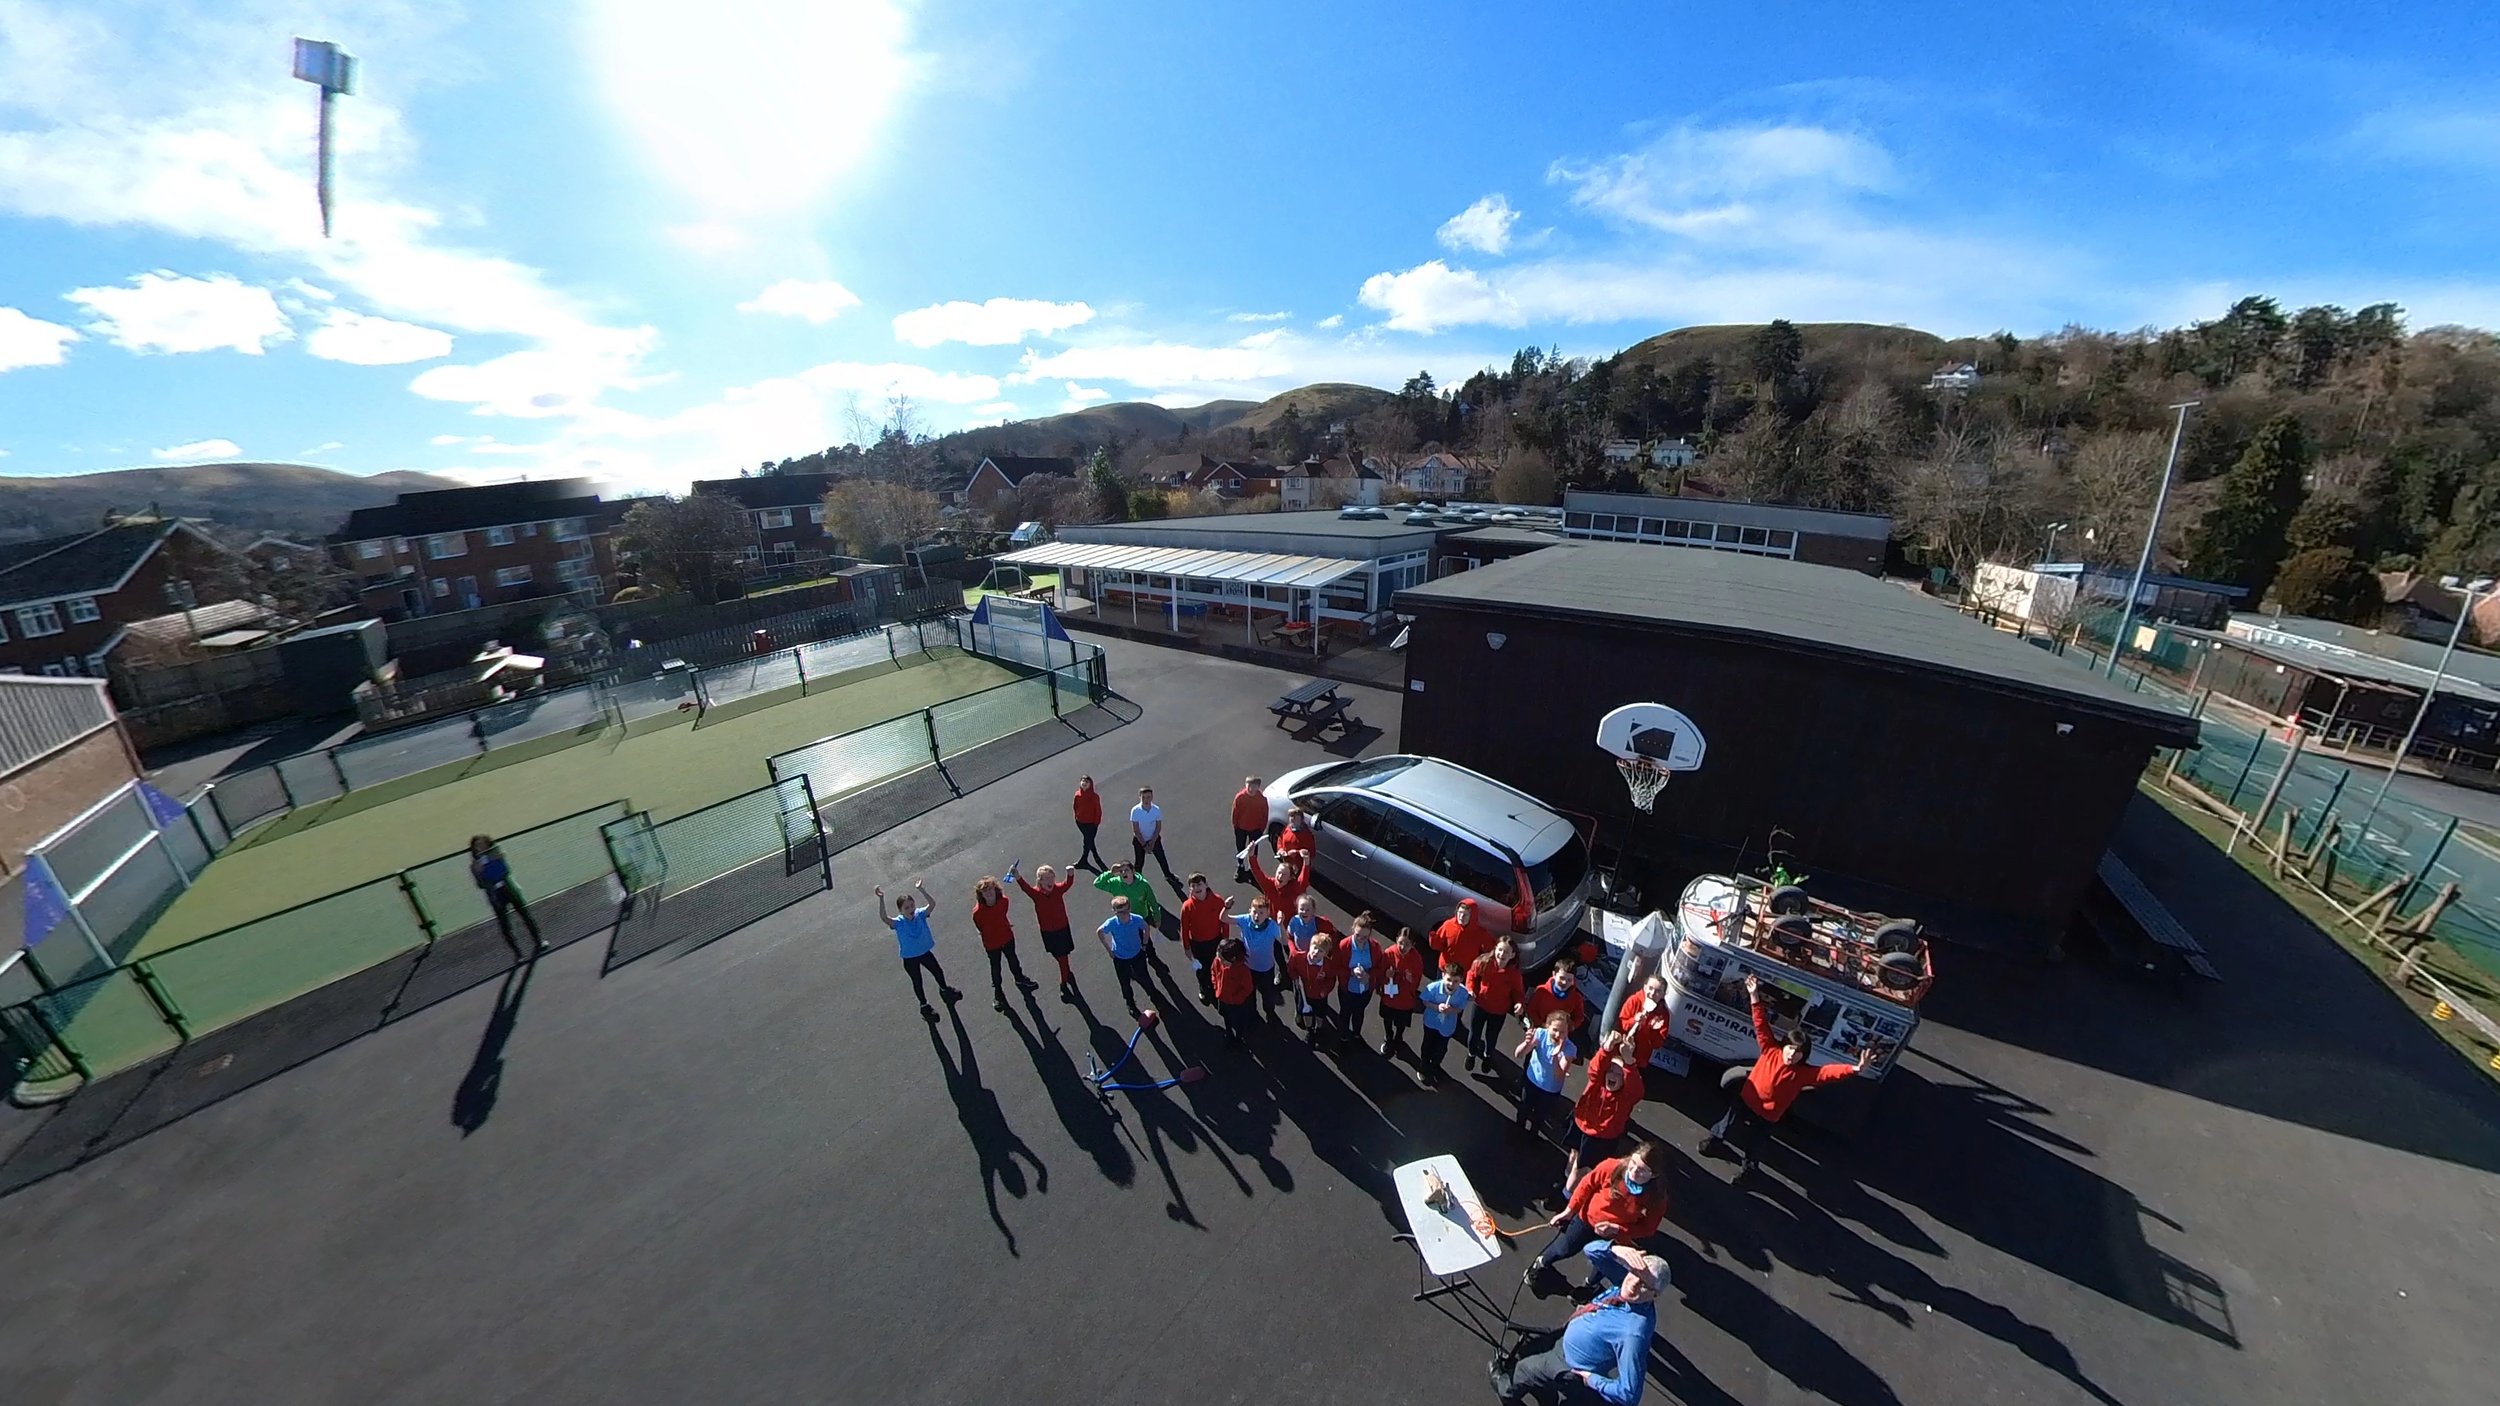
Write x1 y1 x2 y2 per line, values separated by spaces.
1265 754 1591 966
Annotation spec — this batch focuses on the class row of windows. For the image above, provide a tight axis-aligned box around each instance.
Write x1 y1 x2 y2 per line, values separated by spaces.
1564 514 1800 559
350 519 597 563
755 506 827 529
0 596 102 642
0 650 111 678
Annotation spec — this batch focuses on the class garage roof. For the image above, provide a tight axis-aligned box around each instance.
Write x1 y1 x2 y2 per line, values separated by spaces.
1396 542 2198 742
998 541 1366 589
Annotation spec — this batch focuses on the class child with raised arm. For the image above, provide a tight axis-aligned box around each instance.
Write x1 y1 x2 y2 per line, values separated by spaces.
874 880 961 1020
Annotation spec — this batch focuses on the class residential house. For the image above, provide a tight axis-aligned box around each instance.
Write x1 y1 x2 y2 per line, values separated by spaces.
1601 439 1645 464
1395 452 1480 499
1649 438 1699 468
0 518 249 676
690 472 840 559
964 455 1077 510
2381 571 2500 647
333 478 617 619
1927 363 1980 393
244 535 324 572
1141 452 1223 490
1278 456 1384 510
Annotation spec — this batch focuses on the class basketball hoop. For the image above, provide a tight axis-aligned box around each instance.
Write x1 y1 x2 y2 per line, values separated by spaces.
1617 756 1671 812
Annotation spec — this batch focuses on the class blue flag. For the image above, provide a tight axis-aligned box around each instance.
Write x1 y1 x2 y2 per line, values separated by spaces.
22 855 73 949
137 781 187 831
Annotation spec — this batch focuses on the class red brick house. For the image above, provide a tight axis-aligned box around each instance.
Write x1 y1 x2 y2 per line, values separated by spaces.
333 479 618 619
0 518 249 677
688 473 841 560
964 455 1076 511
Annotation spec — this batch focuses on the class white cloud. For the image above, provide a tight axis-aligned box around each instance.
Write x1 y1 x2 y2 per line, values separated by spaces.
428 433 471 446
1358 261 1524 333
1227 310 1291 323
0 306 80 371
65 271 292 355
665 221 750 255
1550 123 1893 237
305 309 454 365
971 400 1020 420
584 1 918 227
0 6 658 412
409 327 663 418
1315 314 1343 330
738 278 864 324
301 440 344 453
1236 327 1288 350
892 297 1096 347
1006 330 1504 406
1436 194 1519 256
1062 382 1112 410
796 360 1003 405
152 437 240 462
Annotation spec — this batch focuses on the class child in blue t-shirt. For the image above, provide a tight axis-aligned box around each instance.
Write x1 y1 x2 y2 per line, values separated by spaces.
1513 1009 1579 1140
1417 968 1472 1084
877 880 961 1019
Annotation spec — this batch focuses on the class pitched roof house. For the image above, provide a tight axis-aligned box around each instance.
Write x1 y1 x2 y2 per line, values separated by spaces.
965 455 1078 508
0 518 247 676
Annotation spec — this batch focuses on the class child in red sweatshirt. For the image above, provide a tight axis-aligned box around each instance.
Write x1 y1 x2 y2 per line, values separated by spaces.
1210 934 1256 1045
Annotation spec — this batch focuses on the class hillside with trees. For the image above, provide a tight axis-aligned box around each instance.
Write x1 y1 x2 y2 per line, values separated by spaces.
0 463 446 543
740 299 2499 616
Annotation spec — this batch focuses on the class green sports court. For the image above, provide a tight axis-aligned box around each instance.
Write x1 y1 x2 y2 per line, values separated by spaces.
136 650 1017 954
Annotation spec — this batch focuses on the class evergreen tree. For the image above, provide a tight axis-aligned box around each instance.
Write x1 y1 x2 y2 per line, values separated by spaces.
2185 413 2310 597
1085 447 1128 522
1747 319 1803 395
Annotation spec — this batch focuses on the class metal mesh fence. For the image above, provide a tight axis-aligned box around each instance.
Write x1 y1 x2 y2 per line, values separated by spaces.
694 649 806 711
276 752 345 807
608 670 697 724
139 880 426 1040
645 777 821 893
795 629 903 685
38 787 157 894
766 713 935 807
931 676 1058 756
76 841 190 962
602 778 827 970
334 715 484 789
475 685 607 751
187 792 231 855
402 803 633 937
209 766 290 834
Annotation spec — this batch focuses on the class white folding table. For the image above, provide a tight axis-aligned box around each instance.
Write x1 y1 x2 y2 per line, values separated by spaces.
1391 1154 1503 1305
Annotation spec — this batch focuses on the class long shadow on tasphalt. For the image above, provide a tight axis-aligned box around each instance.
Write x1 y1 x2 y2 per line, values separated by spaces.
928 1004 1049 1257
1068 984 1247 1228
1005 987 1136 1190
1921 795 2500 1177
451 958 538 1135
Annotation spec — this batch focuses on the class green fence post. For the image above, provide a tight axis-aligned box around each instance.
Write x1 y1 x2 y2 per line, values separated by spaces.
2399 814 2461 915
131 962 191 1040
329 746 352 793
2223 737 2266 809
27 999 91 1081
275 762 301 810
923 707 943 765
2303 770 2348 849
397 872 439 942
888 627 901 667
800 774 832 888
1046 665 1061 717
206 783 233 842
469 711 489 754
796 645 809 693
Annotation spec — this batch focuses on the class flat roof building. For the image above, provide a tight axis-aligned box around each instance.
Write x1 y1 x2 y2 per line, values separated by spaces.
1395 543 2198 956
1561 489 1892 575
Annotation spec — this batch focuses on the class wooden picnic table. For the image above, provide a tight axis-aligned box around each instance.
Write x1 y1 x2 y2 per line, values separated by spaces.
1271 678 1361 733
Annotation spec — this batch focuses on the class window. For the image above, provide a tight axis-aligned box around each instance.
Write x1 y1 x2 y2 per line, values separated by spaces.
66 596 101 623
494 565 534 586
1659 520 1687 540
1374 805 1446 870
522 522 539 537
0 613 10 642
39 662 68 677
1322 795 1394 846
1638 518 1665 540
555 517 590 541
1716 524 1742 543
1740 527 1769 547
758 508 793 529
1564 512 1591 530
395 538 410 555
555 557 598 581
14 603 64 638
1434 836 1518 905
807 505 825 524
357 540 386 560
485 525 517 546
426 532 467 559
431 578 451 598
1768 529 1795 549
1590 514 1617 534
269 555 291 572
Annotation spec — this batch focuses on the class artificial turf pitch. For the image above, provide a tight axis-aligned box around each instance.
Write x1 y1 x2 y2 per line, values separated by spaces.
134 652 1017 954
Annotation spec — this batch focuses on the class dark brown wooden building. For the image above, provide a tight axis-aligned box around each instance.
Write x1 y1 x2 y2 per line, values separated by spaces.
1395 543 2198 956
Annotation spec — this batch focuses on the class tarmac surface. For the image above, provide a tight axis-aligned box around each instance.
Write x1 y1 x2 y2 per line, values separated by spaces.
7 635 2500 1404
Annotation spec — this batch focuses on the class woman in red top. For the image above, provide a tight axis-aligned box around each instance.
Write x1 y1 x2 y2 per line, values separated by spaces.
1462 937 1526 1075
1178 873 1231 1005
971 877 1035 1012
1071 776 1107 871
1288 931 1343 1045
1209 933 1256 1045
1373 927 1428 1057
1701 973 1868 1175
1564 1032 1646 1198
1011 861 1080 998
1617 972 1674 1066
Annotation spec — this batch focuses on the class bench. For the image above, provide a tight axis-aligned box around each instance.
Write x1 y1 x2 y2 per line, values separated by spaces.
2096 853 2221 981
1270 680 1362 735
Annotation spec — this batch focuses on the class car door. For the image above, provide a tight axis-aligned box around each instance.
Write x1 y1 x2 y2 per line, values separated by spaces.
1312 793 1397 914
1369 801 1453 930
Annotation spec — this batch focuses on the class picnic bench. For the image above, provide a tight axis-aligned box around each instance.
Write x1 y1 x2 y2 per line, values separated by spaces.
2096 852 2221 981
1271 678 1362 735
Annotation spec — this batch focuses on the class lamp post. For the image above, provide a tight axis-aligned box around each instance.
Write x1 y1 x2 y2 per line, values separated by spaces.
2354 575 2498 836
2044 521 2071 563
2105 400 2198 678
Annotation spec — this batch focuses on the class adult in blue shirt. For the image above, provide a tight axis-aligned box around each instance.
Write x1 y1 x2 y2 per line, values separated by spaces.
469 834 546 961
1491 1239 1667 1405
1221 895 1287 1025
1099 896 1155 1013
876 880 961 1020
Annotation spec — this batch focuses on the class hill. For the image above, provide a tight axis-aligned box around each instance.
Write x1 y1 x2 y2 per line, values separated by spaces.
0 463 446 543
1615 322 1948 376
1225 382 1396 433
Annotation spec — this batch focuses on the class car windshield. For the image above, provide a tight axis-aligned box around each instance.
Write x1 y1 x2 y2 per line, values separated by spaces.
1525 833 1589 911
1298 755 1422 794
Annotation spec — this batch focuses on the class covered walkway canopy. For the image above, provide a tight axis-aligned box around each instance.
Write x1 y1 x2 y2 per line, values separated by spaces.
996 541 1367 653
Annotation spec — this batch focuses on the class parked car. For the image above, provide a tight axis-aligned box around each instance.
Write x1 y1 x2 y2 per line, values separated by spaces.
1263 754 1591 966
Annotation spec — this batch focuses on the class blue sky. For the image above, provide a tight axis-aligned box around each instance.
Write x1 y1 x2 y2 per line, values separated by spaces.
2 1 2496 496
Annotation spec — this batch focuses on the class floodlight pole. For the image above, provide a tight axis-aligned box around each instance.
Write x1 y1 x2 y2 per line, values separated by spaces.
2353 577 2496 838
2105 400 2197 678
293 39 356 238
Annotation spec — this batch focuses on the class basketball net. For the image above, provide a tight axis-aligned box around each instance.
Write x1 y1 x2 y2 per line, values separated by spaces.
1618 757 1671 812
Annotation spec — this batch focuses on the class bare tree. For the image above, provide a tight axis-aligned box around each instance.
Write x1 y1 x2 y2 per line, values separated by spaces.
2064 429 2168 568
1493 447 1559 505
1891 427 2054 585
823 481 944 555
989 474 1091 531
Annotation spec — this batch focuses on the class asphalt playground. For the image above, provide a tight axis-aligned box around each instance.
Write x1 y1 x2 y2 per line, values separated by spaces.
4 635 2499 1405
